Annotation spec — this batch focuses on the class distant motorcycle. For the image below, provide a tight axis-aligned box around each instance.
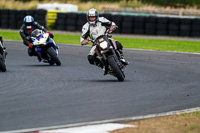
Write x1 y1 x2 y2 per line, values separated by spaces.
83 35 126 81
0 41 6 72
31 29 61 66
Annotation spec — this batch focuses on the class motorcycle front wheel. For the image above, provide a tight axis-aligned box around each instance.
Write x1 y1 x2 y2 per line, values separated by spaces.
108 56 124 81
46 47 61 66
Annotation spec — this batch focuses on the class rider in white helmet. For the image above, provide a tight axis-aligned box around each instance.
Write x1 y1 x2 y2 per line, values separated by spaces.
81 8 129 74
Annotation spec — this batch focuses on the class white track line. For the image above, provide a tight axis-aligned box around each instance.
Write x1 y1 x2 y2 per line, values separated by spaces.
38 123 136 133
2 107 200 133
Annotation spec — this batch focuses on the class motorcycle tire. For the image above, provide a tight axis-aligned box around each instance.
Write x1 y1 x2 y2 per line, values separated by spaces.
108 56 124 81
46 47 61 66
0 59 6 72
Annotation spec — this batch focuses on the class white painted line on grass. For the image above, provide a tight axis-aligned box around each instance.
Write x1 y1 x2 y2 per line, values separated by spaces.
38 123 135 133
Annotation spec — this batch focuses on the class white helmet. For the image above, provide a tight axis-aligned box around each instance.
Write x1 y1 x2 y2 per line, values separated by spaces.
87 8 99 26
24 15 34 29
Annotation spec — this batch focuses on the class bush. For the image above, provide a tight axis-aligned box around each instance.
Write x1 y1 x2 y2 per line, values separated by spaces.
79 0 120 1
15 0 44 1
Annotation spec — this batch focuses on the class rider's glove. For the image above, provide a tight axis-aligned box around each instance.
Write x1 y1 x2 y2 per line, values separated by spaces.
107 25 117 34
46 31 54 38
81 39 92 46
29 43 33 48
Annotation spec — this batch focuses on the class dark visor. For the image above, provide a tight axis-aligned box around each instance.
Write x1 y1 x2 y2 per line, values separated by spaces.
26 22 33 26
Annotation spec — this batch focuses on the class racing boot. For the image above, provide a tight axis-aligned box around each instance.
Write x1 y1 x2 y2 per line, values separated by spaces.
28 47 35 56
120 55 129 65
103 65 109 75
119 49 129 65
37 55 42 62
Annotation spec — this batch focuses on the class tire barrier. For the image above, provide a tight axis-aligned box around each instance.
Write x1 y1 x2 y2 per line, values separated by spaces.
1 8 200 37
47 10 66 29
55 12 200 37
111 14 123 33
0 9 47 30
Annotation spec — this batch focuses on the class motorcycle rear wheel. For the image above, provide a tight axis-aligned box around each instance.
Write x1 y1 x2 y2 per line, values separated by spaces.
0 59 6 72
108 56 124 81
47 47 61 66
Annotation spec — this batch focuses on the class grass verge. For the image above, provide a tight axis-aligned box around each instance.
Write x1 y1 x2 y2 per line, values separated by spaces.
1 30 200 53
111 111 200 133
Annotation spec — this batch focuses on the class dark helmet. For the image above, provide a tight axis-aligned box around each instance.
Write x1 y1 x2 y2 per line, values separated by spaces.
24 15 34 29
86 8 99 25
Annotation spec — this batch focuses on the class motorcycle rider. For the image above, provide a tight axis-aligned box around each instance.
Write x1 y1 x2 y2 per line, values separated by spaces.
19 15 54 61
81 8 129 74
0 36 7 59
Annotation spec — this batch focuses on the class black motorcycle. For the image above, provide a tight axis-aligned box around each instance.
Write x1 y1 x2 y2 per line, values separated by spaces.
0 43 6 72
84 35 126 81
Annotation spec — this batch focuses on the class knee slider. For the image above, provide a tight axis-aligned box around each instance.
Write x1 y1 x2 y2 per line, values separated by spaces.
28 48 34 56
88 55 95 64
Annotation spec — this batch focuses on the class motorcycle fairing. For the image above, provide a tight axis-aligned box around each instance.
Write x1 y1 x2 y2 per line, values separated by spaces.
50 38 59 57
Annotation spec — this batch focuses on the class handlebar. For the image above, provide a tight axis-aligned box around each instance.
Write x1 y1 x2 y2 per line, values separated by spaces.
81 34 112 46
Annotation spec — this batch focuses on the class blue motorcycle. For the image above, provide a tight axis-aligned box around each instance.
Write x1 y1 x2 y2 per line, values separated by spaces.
31 29 61 66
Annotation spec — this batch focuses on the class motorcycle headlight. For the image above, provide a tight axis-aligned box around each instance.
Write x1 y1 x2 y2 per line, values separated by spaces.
99 41 108 49
39 38 47 45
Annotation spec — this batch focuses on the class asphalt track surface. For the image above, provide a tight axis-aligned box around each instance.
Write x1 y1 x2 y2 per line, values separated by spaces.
0 40 200 132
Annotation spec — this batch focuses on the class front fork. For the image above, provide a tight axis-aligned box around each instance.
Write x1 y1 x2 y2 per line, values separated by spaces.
101 48 123 69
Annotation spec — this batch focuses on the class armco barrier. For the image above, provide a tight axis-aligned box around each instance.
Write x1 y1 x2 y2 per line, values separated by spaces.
0 9 47 29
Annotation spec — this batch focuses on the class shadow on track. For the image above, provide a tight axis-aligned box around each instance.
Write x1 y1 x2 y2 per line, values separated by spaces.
82 79 131 82
20 64 60 67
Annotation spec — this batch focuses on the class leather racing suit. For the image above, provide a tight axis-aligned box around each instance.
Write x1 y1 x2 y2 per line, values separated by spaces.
20 22 53 57
81 17 124 68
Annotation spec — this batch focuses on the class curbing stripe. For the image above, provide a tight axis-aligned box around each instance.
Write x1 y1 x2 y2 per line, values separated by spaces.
2 107 200 133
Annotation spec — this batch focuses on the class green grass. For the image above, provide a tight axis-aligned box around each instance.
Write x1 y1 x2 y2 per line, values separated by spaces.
117 37 200 53
195 111 200 116
1 30 200 53
181 111 200 117
0 30 22 41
